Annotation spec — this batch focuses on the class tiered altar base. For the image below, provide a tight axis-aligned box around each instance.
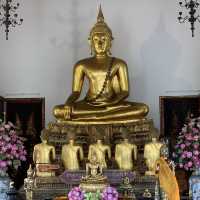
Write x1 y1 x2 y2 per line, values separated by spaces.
25 170 159 200
24 118 159 200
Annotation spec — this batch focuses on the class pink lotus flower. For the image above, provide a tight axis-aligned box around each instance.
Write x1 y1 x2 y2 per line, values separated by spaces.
185 134 193 141
179 163 183 168
193 144 199 149
185 141 191 146
0 127 5 132
4 124 10 129
193 150 199 156
0 161 7 168
181 153 186 159
186 151 193 158
180 144 186 149
187 161 193 167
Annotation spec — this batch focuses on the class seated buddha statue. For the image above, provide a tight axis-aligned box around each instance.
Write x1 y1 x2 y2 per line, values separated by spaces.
53 6 149 123
80 151 109 193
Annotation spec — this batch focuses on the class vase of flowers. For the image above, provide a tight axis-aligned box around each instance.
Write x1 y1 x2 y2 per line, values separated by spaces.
0 121 27 186
173 116 200 198
173 116 200 171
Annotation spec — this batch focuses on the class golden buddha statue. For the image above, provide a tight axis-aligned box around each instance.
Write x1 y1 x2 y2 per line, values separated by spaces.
144 126 163 176
53 6 149 123
33 129 56 177
61 131 84 170
115 128 137 170
88 129 111 169
80 151 109 193
86 152 103 179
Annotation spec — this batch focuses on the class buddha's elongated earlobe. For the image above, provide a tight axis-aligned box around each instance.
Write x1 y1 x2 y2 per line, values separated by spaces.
88 38 93 55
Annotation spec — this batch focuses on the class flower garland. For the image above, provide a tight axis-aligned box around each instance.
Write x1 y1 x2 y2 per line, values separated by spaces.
173 116 200 171
0 122 27 176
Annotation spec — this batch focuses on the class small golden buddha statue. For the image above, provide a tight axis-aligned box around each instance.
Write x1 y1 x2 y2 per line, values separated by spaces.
33 129 56 177
80 151 109 193
61 131 84 170
144 126 163 176
53 6 149 123
86 152 103 179
88 131 111 169
24 165 34 200
115 128 137 170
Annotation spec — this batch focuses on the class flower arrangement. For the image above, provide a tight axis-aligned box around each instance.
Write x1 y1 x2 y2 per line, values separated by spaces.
68 187 85 200
101 187 118 200
173 116 200 171
68 186 119 200
0 122 27 176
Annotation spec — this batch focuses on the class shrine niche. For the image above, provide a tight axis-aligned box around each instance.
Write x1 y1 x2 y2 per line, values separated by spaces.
160 95 200 194
160 95 200 153
0 97 45 190
4 98 45 162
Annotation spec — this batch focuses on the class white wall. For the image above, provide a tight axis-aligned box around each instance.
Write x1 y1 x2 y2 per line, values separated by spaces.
1 0 200 128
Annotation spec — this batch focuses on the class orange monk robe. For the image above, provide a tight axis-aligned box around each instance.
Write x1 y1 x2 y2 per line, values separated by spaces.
156 157 180 200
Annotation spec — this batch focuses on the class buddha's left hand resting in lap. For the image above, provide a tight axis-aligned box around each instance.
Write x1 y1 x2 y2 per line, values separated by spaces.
53 7 149 122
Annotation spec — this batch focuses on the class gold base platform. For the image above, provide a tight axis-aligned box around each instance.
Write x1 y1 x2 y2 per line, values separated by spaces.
79 179 109 193
47 118 153 146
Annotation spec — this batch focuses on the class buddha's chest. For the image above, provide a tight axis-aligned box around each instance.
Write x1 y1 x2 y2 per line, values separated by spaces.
84 64 116 82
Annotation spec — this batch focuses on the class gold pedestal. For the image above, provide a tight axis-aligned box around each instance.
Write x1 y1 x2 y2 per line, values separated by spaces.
47 118 153 146
79 178 109 193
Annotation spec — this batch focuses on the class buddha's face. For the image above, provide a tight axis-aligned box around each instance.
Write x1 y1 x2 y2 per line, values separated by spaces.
41 138 47 144
91 153 97 164
124 138 129 143
91 32 111 55
69 139 74 145
152 137 157 142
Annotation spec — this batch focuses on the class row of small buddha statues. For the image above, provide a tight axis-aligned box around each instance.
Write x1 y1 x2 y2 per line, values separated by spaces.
32 127 164 177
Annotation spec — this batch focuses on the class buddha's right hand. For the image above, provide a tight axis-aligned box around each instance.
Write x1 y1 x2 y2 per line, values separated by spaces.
63 105 71 119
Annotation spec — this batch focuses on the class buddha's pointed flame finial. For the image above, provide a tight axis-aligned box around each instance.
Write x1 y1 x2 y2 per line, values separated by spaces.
97 5 104 23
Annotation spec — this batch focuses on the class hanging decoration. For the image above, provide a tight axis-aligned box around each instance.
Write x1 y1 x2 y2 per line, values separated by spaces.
0 0 23 40
178 0 200 37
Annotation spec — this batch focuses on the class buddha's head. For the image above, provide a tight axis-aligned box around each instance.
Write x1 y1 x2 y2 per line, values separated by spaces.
90 151 98 164
120 127 130 142
27 164 33 177
94 126 104 143
67 129 76 144
150 123 160 142
89 6 113 56
40 128 49 144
